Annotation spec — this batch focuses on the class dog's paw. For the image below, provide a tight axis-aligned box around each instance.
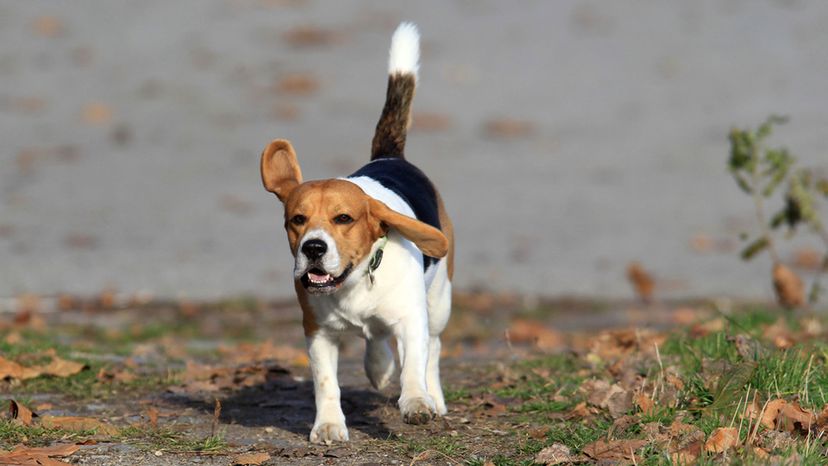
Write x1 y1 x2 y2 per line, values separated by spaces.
400 396 436 425
309 422 349 444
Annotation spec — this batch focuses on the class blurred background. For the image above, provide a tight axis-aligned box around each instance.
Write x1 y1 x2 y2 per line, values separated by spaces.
1 0 827 303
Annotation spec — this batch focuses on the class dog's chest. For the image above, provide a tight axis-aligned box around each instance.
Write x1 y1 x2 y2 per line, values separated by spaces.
306 234 427 339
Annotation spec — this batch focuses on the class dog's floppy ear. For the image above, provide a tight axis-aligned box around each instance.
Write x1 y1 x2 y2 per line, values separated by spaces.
368 198 448 258
261 139 302 202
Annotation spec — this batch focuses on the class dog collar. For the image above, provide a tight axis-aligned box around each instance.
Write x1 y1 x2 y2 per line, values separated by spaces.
365 236 388 286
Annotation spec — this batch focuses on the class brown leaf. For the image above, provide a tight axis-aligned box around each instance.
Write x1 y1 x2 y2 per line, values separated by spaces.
233 451 271 465
147 407 159 429
760 399 788 429
276 74 319 96
582 439 647 461
483 118 535 139
39 415 120 436
81 102 113 126
507 319 563 351
584 380 633 418
8 399 37 425
37 357 87 378
0 444 79 466
772 263 805 308
283 25 338 48
704 427 739 453
778 401 816 432
412 112 452 132
791 247 823 270
626 262 655 303
32 16 65 38
0 357 25 380
96 367 136 384
670 440 702 464
535 443 581 465
635 393 655 415
753 447 769 459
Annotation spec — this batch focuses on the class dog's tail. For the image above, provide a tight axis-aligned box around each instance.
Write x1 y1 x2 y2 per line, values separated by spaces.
371 22 419 160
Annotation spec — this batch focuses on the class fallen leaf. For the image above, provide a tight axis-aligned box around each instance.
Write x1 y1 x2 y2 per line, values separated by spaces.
147 407 159 429
4 332 22 345
8 399 37 425
635 393 655 415
753 446 769 459
483 118 535 139
626 262 655 303
276 74 319 96
584 380 632 418
582 439 647 461
81 102 113 125
704 427 739 453
670 440 702 464
0 357 25 380
38 356 87 378
535 443 582 465
772 263 805 308
412 112 452 132
39 415 120 436
507 319 563 350
283 25 338 48
233 451 271 465
778 401 816 433
791 248 823 270
0 444 79 466
96 367 136 384
32 16 64 38
760 399 788 430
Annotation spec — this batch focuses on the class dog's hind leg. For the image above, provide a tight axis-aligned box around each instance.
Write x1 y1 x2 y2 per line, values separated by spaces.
365 337 396 390
426 335 447 415
426 260 452 416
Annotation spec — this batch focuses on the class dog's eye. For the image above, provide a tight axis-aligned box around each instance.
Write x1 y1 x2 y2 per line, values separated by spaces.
333 214 353 225
290 214 307 226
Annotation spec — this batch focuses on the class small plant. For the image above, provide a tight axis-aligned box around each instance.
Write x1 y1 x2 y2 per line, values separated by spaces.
728 116 828 307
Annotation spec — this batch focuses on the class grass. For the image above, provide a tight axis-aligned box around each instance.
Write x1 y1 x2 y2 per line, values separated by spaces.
118 426 228 454
478 306 828 464
0 418 98 449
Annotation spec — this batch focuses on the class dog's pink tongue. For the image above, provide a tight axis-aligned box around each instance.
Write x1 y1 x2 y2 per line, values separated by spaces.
308 272 331 283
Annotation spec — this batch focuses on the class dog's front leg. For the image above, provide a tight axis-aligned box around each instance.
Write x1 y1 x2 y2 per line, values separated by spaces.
307 332 348 443
394 309 436 424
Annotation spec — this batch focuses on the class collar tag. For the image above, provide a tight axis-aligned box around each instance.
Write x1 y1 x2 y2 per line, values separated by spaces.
366 236 387 286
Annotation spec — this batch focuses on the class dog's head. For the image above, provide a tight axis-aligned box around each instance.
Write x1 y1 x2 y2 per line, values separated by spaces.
260 139 448 295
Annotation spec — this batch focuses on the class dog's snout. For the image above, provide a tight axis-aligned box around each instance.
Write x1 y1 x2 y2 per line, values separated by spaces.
302 239 328 260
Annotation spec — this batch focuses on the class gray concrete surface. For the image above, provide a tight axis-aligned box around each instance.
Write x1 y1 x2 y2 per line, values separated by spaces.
1 0 827 301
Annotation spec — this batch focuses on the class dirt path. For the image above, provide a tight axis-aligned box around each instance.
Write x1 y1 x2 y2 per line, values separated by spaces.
3 296 826 465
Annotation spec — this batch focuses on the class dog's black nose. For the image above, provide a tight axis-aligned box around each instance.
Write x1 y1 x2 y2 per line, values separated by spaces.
301 239 327 260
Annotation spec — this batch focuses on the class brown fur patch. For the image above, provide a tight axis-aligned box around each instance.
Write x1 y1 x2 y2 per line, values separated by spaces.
436 191 455 280
371 74 415 160
295 281 318 337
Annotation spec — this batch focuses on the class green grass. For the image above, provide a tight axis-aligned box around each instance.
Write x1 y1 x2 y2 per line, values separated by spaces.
0 418 99 449
480 307 828 465
397 432 468 458
118 426 228 454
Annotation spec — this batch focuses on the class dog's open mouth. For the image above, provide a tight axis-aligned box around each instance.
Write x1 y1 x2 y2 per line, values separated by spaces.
300 264 353 293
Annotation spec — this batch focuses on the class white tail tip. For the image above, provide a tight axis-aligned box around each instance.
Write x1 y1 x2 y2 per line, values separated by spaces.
388 22 420 80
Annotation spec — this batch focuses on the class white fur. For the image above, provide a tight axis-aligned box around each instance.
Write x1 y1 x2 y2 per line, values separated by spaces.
388 22 420 80
304 176 451 443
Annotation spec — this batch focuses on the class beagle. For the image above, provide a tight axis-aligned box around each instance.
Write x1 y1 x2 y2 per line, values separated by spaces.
260 23 454 444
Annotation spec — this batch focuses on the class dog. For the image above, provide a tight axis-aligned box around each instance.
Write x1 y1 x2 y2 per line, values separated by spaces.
260 22 454 444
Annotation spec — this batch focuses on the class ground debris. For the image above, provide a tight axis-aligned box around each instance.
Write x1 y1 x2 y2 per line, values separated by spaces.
0 444 78 466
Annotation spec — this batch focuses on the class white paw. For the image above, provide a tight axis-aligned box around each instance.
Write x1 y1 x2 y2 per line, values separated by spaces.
309 421 349 444
432 397 447 416
399 395 436 425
